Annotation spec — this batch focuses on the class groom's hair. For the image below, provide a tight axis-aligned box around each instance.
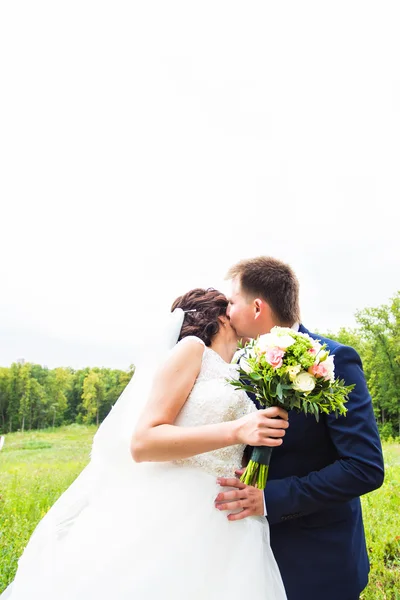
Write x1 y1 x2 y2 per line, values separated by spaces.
171 288 228 347
226 256 300 325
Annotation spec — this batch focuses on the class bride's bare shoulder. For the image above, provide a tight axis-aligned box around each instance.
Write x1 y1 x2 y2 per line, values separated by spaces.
159 336 205 376
176 335 206 348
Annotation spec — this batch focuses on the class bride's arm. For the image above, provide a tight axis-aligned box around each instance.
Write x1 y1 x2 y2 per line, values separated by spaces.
131 339 288 463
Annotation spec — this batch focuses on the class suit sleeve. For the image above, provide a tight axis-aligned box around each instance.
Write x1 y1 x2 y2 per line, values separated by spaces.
264 345 385 525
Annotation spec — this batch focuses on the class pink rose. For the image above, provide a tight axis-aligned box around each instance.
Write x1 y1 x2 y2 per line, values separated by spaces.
265 347 285 369
309 363 329 380
308 348 317 356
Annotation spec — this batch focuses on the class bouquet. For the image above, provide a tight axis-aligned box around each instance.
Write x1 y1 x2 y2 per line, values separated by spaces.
229 327 354 489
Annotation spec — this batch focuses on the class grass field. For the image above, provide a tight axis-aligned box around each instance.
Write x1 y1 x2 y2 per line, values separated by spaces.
0 426 399 598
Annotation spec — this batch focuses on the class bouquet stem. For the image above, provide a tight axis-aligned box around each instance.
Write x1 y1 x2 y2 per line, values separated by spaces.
240 446 272 489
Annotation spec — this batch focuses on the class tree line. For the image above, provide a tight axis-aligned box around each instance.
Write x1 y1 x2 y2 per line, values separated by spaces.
318 291 400 439
1 292 399 438
0 364 134 433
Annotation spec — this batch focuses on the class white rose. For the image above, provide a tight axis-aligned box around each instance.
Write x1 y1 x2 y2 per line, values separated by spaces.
257 331 295 351
256 333 278 351
276 334 296 349
292 372 316 393
239 357 253 374
271 326 291 335
270 327 296 348
286 364 301 381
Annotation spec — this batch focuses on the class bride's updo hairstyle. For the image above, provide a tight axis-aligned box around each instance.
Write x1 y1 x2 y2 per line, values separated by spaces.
171 288 228 347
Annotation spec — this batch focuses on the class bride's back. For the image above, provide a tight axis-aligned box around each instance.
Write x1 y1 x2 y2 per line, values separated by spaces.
173 338 256 478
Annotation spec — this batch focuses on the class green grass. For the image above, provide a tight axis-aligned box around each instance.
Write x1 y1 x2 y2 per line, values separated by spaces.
361 442 400 600
0 428 399 597
0 425 95 591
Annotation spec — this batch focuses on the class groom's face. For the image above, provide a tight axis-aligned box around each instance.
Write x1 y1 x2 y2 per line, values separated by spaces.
226 277 260 339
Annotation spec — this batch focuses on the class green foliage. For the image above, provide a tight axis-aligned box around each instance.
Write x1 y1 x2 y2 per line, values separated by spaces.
0 364 134 434
231 329 353 422
319 291 400 440
81 370 105 425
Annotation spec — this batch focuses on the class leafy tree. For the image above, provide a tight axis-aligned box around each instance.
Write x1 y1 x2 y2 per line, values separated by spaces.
7 363 24 432
0 362 133 434
356 294 400 437
66 368 90 424
46 368 74 427
0 367 10 431
81 370 105 426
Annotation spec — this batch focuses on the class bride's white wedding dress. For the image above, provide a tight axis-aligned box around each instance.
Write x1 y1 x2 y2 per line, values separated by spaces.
5 338 286 600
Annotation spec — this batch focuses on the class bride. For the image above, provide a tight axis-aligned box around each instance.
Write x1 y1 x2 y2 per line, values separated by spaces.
2 288 288 600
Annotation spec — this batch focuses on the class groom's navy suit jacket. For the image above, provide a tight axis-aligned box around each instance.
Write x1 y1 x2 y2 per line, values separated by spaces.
263 325 384 600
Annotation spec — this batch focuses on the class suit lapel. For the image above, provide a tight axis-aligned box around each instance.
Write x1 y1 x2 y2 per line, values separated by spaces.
298 323 310 335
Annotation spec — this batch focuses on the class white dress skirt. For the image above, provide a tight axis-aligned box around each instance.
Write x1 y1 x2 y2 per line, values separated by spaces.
4 341 287 600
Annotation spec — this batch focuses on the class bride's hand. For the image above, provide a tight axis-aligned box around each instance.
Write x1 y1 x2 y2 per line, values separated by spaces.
234 406 289 447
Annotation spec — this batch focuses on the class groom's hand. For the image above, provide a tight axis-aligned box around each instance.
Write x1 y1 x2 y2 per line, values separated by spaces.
214 471 264 521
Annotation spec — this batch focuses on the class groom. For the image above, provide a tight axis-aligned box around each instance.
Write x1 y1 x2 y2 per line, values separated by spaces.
215 256 384 600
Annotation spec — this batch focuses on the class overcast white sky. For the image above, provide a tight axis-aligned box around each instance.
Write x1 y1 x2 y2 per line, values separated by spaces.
1 1 399 369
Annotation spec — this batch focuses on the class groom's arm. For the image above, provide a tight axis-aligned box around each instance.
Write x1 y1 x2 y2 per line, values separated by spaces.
264 344 385 525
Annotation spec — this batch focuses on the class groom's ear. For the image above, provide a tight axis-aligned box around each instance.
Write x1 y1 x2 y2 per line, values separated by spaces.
254 298 271 321
254 298 263 317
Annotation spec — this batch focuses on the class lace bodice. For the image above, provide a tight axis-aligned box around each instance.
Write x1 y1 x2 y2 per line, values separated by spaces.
173 337 256 477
